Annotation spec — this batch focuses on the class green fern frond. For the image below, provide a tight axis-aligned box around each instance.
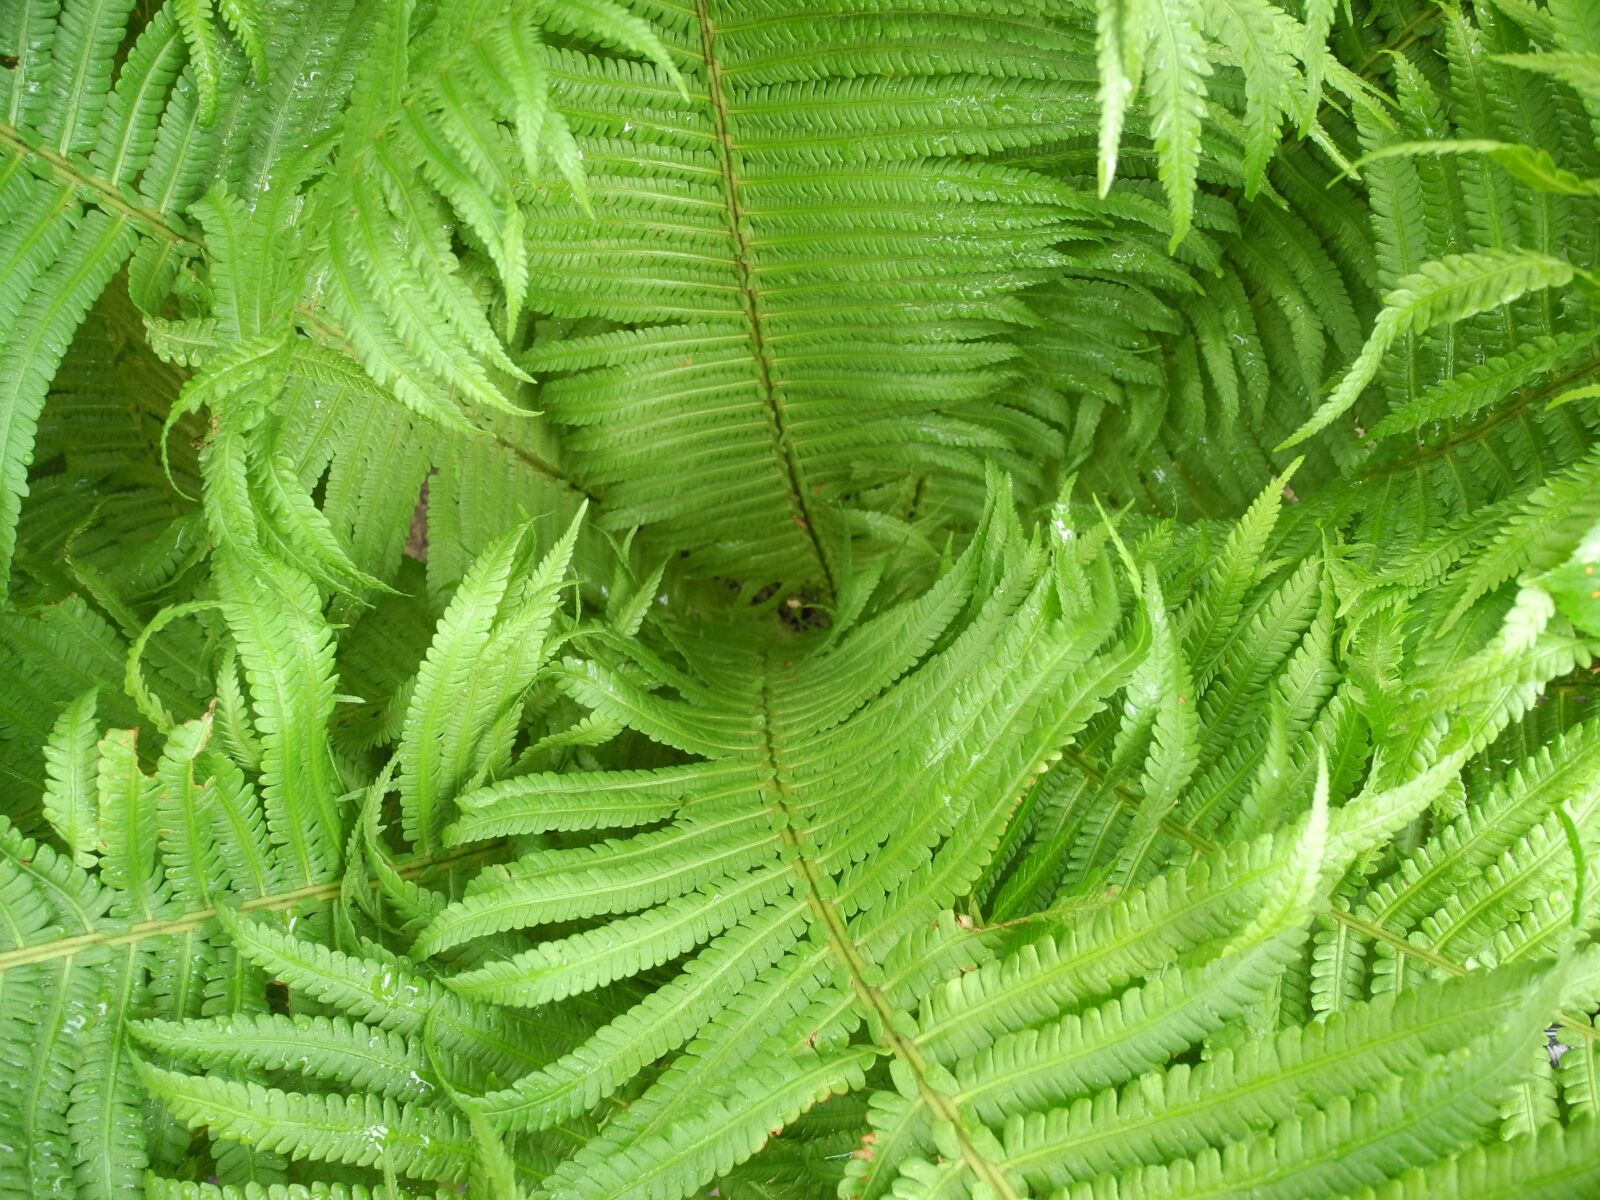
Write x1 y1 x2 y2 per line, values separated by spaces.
1280 249 1579 450
5 1 1600 1196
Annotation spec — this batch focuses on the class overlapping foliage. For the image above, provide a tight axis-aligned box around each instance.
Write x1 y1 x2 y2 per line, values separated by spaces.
2 0 1599 1197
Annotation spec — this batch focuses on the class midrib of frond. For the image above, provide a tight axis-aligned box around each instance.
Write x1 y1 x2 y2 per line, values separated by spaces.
693 0 835 598
755 656 1014 1199
0 843 497 973
0 119 189 245
1356 352 1600 482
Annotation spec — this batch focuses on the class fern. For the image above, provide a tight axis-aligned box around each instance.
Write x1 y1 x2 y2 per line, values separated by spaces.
3 1 1600 1198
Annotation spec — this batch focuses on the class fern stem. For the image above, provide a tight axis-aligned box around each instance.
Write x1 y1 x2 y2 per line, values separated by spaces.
1357 354 1600 480
0 842 499 973
0 119 192 246
693 0 837 598
757 662 1018 1200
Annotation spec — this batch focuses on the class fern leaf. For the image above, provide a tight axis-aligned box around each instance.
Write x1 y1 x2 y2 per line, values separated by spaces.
1001 959 1564 1188
1280 250 1578 449
214 554 341 885
566 1047 875 1200
41 687 100 868
136 1060 475 1184
397 512 581 853
1095 0 1146 197
1144 0 1212 248
213 908 544 1081
1368 331 1597 440
133 1011 434 1102
1358 1116 1600 1199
